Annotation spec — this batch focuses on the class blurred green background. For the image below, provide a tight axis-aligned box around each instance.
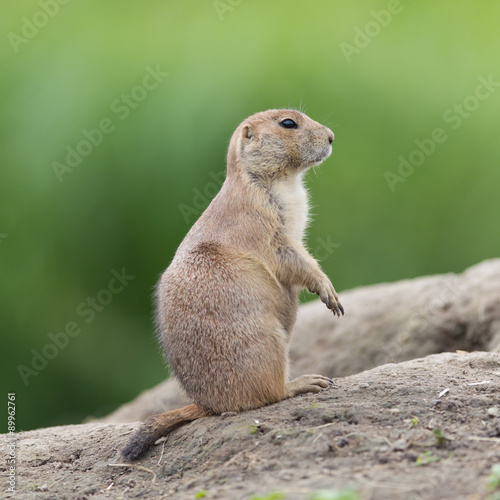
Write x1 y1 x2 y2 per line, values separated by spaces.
1 1 499 432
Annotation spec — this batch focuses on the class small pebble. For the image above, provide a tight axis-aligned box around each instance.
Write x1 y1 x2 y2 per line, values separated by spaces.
488 407 499 417
392 439 407 451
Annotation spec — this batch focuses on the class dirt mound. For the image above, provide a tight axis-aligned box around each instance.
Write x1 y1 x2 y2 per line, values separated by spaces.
100 259 500 425
4 351 500 500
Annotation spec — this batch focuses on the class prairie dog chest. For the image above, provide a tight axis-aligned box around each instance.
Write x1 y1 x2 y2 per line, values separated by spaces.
272 174 309 243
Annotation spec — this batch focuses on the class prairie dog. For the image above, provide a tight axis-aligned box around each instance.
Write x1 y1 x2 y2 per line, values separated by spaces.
121 109 344 461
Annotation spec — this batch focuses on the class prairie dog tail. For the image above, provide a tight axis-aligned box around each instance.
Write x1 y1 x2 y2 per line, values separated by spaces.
121 403 212 461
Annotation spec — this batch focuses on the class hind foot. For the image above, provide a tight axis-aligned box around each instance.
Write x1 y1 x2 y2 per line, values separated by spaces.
285 374 332 398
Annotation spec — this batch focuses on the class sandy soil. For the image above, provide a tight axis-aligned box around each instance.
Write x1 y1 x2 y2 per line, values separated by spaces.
2 351 500 500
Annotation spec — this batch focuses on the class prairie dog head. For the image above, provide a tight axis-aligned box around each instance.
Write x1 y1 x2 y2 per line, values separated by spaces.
227 109 334 180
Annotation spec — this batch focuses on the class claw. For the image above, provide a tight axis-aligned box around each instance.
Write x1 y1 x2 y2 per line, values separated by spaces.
331 302 344 317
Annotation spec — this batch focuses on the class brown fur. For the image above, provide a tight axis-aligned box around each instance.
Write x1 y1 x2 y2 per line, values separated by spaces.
121 109 343 461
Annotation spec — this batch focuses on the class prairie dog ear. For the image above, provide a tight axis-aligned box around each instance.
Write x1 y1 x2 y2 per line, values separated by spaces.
241 123 255 141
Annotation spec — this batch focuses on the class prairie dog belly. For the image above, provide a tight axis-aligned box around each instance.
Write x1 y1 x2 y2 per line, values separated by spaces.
156 246 288 411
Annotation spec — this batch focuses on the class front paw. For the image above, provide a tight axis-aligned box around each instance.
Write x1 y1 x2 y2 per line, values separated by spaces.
317 280 344 317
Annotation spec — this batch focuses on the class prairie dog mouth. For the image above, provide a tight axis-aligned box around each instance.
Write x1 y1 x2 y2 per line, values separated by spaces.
305 144 332 167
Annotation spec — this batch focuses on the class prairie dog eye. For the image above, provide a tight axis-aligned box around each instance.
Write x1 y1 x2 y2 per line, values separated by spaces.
280 118 298 129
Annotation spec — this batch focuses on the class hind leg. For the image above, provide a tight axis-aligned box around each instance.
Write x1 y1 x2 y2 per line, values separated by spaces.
285 374 331 398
